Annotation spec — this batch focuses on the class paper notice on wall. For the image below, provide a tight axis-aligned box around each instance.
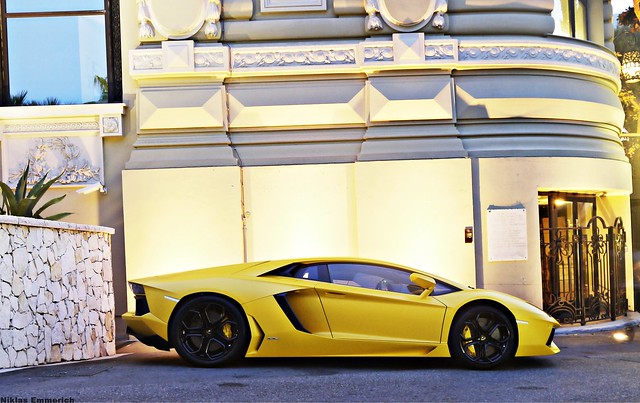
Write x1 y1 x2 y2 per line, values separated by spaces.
487 207 528 262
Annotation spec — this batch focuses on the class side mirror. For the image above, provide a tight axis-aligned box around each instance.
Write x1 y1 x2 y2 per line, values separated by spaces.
410 273 436 296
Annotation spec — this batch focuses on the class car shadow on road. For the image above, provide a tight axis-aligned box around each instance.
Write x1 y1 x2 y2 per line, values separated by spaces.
118 341 558 372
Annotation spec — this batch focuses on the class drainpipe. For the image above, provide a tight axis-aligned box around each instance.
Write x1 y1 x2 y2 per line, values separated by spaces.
233 148 249 263
471 157 484 288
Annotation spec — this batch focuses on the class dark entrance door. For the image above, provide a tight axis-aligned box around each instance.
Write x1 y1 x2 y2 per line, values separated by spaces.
539 192 627 325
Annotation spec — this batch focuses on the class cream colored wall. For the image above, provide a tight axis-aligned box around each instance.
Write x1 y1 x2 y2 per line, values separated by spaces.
243 164 359 260
45 188 100 225
477 157 633 308
355 159 476 285
242 159 476 285
122 167 244 307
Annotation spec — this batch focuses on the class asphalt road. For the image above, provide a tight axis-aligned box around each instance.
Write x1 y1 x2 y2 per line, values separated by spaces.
1 327 639 402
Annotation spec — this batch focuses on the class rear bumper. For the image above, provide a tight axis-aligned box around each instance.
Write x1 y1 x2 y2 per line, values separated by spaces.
123 311 172 351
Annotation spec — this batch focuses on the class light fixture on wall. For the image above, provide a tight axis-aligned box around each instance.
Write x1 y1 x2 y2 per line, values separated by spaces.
76 182 106 195
622 50 640 83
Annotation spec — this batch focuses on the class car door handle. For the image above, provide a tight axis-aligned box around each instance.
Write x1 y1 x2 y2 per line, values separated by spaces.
323 291 346 297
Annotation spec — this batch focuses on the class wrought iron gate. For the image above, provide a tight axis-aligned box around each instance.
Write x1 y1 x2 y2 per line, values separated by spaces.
540 216 627 325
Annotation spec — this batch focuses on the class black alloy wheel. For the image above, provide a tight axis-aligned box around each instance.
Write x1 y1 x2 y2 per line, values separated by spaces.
448 305 516 369
170 296 249 367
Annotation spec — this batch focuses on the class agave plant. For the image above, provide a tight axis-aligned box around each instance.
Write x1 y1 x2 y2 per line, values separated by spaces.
0 163 71 221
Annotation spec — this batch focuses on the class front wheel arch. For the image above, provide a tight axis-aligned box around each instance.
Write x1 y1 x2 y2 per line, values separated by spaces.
447 301 519 369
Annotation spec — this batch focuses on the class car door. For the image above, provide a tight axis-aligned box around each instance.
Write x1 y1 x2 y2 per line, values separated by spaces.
316 263 447 344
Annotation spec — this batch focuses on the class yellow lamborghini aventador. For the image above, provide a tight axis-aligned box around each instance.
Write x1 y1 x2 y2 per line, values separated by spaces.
123 258 560 369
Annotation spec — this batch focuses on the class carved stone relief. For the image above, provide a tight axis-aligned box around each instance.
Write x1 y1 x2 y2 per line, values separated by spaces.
6 137 102 187
364 0 447 32
136 0 221 41
0 105 125 190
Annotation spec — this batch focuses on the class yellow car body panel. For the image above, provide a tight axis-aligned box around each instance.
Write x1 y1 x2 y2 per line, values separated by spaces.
123 257 560 367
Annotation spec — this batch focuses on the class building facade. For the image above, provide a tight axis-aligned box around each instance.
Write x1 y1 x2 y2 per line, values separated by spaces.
0 0 634 328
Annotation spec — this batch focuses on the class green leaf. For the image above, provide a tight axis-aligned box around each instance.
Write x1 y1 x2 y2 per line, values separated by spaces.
16 197 37 216
42 212 73 222
27 171 65 217
33 194 67 218
15 162 30 201
0 163 72 220
0 182 18 214
27 171 51 198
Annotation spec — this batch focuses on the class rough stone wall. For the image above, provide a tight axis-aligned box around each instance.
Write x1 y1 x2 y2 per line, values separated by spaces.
0 216 115 369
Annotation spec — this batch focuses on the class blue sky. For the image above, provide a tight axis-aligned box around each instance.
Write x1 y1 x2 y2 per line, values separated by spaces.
612 0 632 15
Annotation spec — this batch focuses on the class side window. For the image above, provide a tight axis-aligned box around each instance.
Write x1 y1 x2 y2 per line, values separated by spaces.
292 264 321 281
327 263 423 295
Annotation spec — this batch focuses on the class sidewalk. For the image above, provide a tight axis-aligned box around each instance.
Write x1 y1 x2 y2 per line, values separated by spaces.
555 311 640 335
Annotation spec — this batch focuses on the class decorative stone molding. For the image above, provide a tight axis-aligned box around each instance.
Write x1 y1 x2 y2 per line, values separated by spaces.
362 45 394 62
0 216 115 369
0 104 126 190
232 46 357 71
130 36 618 86
458 40 619 77
136 0 155 39
130 41 229 79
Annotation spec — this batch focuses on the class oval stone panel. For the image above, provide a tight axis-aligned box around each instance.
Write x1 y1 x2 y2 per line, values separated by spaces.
379 0 435 30
147 0 208 39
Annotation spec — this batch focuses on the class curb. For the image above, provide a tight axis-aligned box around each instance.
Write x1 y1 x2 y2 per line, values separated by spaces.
555 311 640 335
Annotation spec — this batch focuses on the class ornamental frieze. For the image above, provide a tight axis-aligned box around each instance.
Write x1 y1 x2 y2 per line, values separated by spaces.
3 122 99 134
232 49 357 69
458 44 619 76
425 43 456 61
362 46 394 62
131 54 163 71
129 37 620 85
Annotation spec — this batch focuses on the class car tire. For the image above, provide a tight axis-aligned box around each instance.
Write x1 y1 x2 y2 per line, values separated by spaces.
170 295 249 367
448 305 517 370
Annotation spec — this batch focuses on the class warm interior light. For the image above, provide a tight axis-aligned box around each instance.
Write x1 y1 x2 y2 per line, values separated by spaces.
622 51 640 83
613 331 630 342
554 199 568 206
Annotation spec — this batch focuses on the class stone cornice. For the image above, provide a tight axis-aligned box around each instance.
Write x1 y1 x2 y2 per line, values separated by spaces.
0 215 115 235
129 35 620 87
0 103 126 138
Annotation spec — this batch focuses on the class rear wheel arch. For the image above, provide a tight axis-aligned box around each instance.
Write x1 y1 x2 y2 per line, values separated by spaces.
167 292 251 366
167 292 248 338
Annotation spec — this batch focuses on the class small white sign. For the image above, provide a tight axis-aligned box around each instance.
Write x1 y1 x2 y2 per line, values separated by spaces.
487 207 528 262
